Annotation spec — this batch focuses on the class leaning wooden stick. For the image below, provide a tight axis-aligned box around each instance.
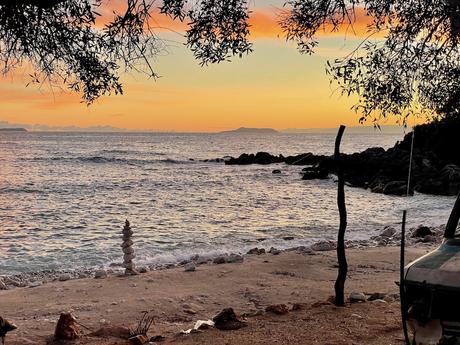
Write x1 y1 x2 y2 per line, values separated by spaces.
399 210 411 345
334 125 348 307
444 192 460 239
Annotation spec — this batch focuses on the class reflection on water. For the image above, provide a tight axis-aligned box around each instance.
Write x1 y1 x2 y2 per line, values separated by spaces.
0 131 455 274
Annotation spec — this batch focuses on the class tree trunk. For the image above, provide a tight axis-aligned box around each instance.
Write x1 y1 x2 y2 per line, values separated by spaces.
444 192 460 239
334 125 348 307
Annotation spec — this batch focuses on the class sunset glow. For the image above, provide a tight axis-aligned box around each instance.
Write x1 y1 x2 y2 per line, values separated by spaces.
0 4 391 132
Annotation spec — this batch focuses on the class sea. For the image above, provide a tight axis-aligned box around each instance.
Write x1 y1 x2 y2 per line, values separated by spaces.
0 130 456 275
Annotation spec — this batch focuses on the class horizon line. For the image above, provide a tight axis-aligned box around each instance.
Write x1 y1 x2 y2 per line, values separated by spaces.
0 124 407 134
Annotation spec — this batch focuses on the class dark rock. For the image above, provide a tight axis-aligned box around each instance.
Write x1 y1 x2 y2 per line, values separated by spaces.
383 181 411 196
302 167 329 180
283 236 294 241
254 152 283 165
58 273 72 281
368 292 386 301
368 177 387 193
272 169 282 174
213 308 247 330
285 153 326 166
422 235 437 243
213 256 227 264
225 152 325 166
94 269 108 279
227 254 244 263
268 247 281 255
138 266 148 274
412 226 433 238
415 178 447 195
265 304 289 315
379 226 397 238
184 263 196 272
247 248 265 255
311 241 336 251
225 152 284 165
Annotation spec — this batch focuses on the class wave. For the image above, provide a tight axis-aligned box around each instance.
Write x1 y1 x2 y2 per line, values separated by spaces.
22 156 198 165
99 149 167 156
0 187 44 194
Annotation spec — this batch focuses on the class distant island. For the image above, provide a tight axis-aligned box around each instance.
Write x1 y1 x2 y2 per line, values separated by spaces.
219 127 279 134
0 128 28 132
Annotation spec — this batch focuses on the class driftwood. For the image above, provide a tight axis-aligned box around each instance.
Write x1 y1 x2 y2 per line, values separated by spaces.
334 125 348 307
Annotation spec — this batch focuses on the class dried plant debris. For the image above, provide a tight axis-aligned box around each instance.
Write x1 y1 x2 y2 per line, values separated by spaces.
128 312 154 344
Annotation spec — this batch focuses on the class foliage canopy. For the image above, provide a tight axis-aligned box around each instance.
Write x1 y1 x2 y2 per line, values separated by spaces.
1 0 460 123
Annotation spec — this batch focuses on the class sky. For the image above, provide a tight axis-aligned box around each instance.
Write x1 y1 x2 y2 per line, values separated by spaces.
0 1 397 132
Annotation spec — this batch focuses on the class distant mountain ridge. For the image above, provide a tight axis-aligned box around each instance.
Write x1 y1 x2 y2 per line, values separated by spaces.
0 127 27 132
219 127 279 134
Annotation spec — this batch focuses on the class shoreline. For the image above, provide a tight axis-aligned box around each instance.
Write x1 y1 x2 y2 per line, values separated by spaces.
0 245 437 345
0 223 445 291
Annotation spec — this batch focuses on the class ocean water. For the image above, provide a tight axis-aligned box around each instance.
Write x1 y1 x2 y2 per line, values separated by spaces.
0 131 456 275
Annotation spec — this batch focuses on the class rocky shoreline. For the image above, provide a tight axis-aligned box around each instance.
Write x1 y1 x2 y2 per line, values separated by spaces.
2 244 428 345
0 224 446 291
223 119 460 196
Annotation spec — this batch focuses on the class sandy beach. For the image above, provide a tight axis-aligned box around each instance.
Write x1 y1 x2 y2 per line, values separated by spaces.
0 245 436 345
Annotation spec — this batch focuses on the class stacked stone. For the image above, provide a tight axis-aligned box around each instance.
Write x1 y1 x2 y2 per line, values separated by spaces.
122 220 137 275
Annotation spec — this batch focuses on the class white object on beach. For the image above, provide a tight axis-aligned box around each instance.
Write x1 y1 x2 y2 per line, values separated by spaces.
180 320 215 334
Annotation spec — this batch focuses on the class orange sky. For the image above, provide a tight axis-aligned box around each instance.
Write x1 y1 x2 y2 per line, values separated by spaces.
0 3 393 132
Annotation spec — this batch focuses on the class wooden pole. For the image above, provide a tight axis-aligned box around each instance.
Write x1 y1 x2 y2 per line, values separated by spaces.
444 192 460 239
334 125 348 307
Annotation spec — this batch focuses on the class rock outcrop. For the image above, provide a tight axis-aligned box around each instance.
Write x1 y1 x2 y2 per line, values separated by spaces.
225 152 326 166
223 118 460 196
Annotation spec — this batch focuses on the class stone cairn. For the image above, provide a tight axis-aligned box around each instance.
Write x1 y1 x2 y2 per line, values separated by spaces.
122 220 138 275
